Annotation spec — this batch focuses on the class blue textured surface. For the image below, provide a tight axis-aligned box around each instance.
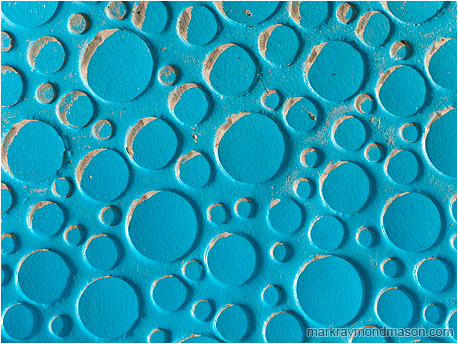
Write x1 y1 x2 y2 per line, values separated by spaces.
1 1 457 343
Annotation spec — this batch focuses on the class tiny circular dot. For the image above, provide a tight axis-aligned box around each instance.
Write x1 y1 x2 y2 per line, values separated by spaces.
414 257 450 293
300 148 321 168
35 82 56 104
1 265 11 285
159 65 178 86
309 216 345 251
234 198 255 219
207 203 228 224
354 94 374 114
336 3 356 24
332 115 366 151
1 183 13 213
148 328 168 343
63 225 85 247
262 284 282 306
105 1 127 20
27 36 65 74
52 177 74 198
261 90 281 111
27 201 65 237
191 300 212 322
99 206 121 226
294 178 314 200
49 315 71 337
84 234 120 271
57 91 94 128
1 233 18 255
268 198 302 234
364 143 384 163
214 304 248 342
356 226 376 248
263 311 304 343
423 304 444 324
283 97 319 132
1 31 14 52
400 122 420 143
385 150 419 184
2 303 37 340
67 13 88 34
380 258 401 278
92 120 114 140
390 40 410 60
270 242 288 262
375 287 414 327
181 260 204 281
151 275 187 312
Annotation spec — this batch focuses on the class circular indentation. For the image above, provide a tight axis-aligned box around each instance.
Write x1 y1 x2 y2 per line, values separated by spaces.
425 38 456 90
92 119 113 140
293 178 313 199
151 275 187 312
1 183 13 213
84 234 119 271
68 13 88 34
305 41 364 102
214 304 248 342
177 5 218 46
376 65 426 117
207 203 228 224
56 91 94 128
332 116 366 151
400 122 420 142
126 117 178 170
148 328 168 343
158 65 178 86
270 242 287 262
451 234 457 250
105 1 127 20
1 233 18 254
423 304 443 324
76 148 129 202
258 24 299 66
385 150 419 184
288 1 328 29
214 2 278 25
176 151 211 188
261 90 281 111
356 227 376 248
126 190 197 262
446 310 457 340
283 97 319 132
355 11 391 47
320 161 370 214
380 258 401 278
2 265 10 285
424 107 457 177
205 233 256 285
99 206 121 226
364 143 384 163
192 300 212 322
309 216 344 251
1 1 58 27
215 112 285 184
414 257 450 293
2 303 37 340
336 3 356 24
203 44 256 97
263 311 304 343
382 192 441 252
131 1 168 34
294 255 364 326
78 276 139 339
49 315 71 337
52 177 73 198
382 1 443 24
268 198 302 234
390 40 410 60
17 249 71 304
181 260 204 281
27 37 65 74
169 83 210 125
262 285 282 306
354 94 374 114
450 194 457 222
234 198 254 218
1 66 23 107
80 29 153 102
349 325 387 343
63 225 85 246
2 119 65 182
375 287 414 327
1 31 14 52
36 82 56 104
27 201 65 237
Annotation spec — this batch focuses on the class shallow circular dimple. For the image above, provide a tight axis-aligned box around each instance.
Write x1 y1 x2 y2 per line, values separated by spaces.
215 112 285 184
64 225 85 247
332 115 366 151
258 24 299 67
446 310 457 340
294 178 313 200
28 201 65 237
52 177 73 198
425 38 457 90
263 311 304 343
2 265 10 285
262 285 282 306
203 44 256 97
234 198 254 219
423 304 444 324
76 148 129 202
270 242 288 262
99 206 121 226
1 1 58 27
364 143 384 163
68 13 88 34
49 315 71 337
214 2 278 25
375 287 414 327
27 37 65 74
78 276 139 339
320 161 370 214
356 226 376 248
414 257 450 293
148 328 168 343
1 31 14 52
382 192 441 252
1 233 18 254
56 91 94 128
376 65 426 117
390 40 410 60
1 66 23 107
84 234 120 271
205 233 256 286
424 107 457 177
131 1 168 34
400 122 420 142
355 11 391 47
207 203 228 225
80 29 153 102
177 5 218 46
92 120 113 140
382 1 443 24
309 216 344 251
126 117 178 170
305 41 364 102
268 198 302 234
192 300 212 322
336 3 356 24
181 260 204 281
158 65 178 86
451 234 457 250
380 257 401 278
105 1 127 20
294 255 364 326
288 1 329 30
385 150 419 184
2 303 37 340
261 90 281 111
126 190 197 263
214 304 248 342
169 83 210 125
176 151 211 188
354 94 374 114
17 249 71 304
349 325 387 343
283 97 319 133
36 83 56 104
1 183 13 213
151 275 187 312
